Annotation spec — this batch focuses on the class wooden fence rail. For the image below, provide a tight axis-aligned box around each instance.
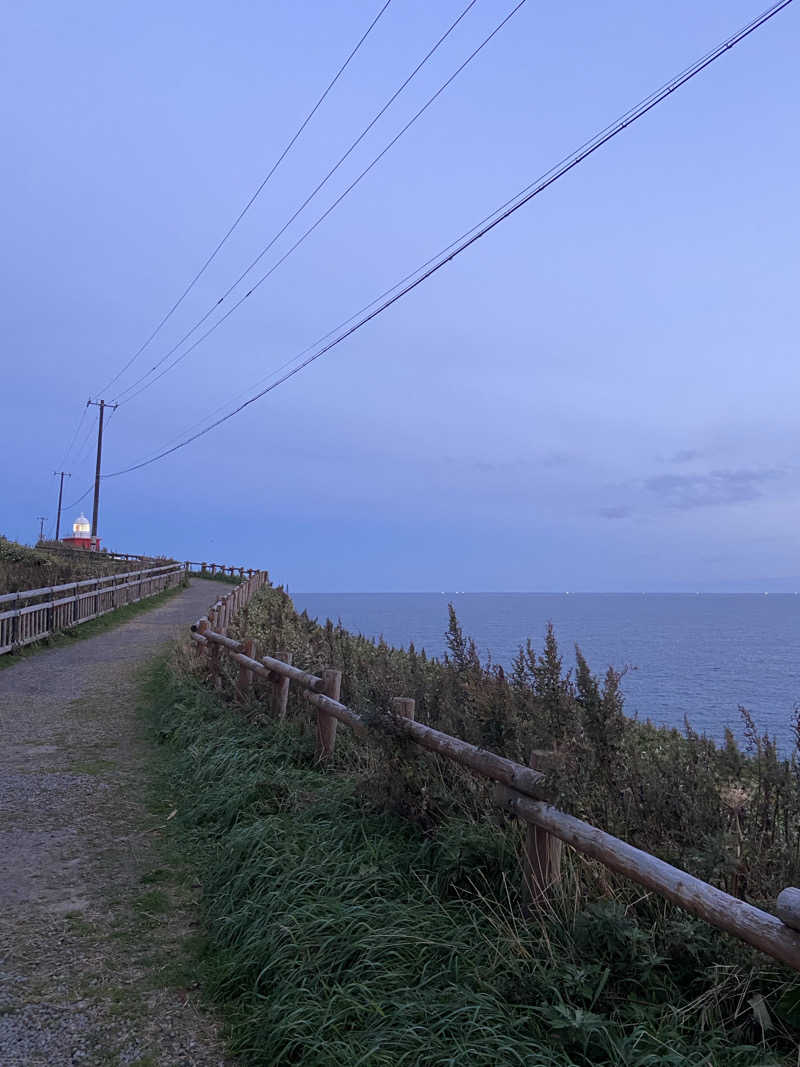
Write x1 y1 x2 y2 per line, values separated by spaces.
185 561 256 578
37 541 170 565
0 563 185 656
189 588 800 974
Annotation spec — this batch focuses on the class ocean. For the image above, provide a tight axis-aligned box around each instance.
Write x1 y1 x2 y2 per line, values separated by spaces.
291 592 800 754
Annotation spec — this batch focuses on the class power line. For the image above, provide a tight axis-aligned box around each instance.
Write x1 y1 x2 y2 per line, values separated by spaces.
134 130 597 458
96 0 396 399
72 416 99 470
113 0 486 405
110 0 785 455
59 401 89 470
104 0 794 480
118 210 513 459
63 405 118 507
62 483 94 511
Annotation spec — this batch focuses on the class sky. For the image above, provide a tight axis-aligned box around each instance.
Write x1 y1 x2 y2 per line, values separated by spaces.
2 0 799 592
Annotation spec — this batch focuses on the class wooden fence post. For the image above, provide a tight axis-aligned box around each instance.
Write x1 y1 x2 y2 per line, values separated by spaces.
522 756 561 903
315 668 341 762
271 651 293 720
392 697 421 754
777 888 800 931
209 643 221 688
196 617 208 662
236 639 254 703
207 610 221 688
392 697 415 720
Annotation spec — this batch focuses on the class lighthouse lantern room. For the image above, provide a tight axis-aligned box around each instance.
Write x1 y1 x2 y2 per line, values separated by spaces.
62 513 101 551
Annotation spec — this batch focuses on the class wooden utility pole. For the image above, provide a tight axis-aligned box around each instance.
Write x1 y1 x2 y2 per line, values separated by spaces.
88 400 117 543
53 471 71 540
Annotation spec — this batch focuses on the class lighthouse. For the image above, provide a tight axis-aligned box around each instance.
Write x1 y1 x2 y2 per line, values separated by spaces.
62 513 101 551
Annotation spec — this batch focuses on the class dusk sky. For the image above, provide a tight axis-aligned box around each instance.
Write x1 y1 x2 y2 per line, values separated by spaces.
2 0 798 592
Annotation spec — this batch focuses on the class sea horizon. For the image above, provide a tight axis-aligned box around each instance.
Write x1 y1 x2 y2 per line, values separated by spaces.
291 589 800 595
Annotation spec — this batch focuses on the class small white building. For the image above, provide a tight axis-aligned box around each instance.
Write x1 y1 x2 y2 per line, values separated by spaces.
62 513 100 551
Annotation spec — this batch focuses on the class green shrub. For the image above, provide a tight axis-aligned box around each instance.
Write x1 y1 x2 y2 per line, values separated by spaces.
228 583 800 905
147 660 798 1065
0 535 141 594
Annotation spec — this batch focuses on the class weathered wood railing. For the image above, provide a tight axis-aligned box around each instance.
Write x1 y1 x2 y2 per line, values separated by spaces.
0 563 185 655
37 541 170 565
185 561 256 578
189 605 800 973
107 551 169 564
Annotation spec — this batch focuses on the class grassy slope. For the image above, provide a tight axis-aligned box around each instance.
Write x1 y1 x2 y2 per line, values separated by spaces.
229 586 800 908
199 572 244 586
145 657 798 1066
0 536 147 594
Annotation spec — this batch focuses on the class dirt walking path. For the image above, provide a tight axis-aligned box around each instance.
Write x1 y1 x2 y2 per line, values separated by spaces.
0 578 233 1066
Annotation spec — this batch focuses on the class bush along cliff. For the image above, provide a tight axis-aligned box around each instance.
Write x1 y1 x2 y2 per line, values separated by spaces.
235 583 800 905
147 580 800 1065
0 535 141 594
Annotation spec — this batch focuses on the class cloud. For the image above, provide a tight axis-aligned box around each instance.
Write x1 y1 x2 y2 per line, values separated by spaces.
442 451 572 474
644 468 785 510
598 504 632 520
542 451 573 468
669 448 700 464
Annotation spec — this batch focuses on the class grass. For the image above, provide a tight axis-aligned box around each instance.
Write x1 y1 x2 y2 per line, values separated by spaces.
0 583 185 671
196 571 246 585
143 654 800 1066
133 888 171 916
69 758 117 775
230 584 800 908
0 534 158 594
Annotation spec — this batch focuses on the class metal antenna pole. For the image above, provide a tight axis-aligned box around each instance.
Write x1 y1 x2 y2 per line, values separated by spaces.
37 516 47 543
53 471 71 541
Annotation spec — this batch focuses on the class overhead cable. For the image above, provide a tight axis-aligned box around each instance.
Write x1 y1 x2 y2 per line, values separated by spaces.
104 0 794 478
62 483 95 511
113 0 486 405
96 0 395 398
59 401 89 470
72 417 98 470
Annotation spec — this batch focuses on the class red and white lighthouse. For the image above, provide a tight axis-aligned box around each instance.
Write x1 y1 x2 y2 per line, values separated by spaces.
62 513 101 551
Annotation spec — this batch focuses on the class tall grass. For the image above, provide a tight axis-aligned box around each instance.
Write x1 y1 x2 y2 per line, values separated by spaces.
228 585 800 906
199 570 245 586
149 655 800 1065
0 535 144 594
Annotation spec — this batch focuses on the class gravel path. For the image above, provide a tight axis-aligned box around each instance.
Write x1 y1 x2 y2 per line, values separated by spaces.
0 579 233 1066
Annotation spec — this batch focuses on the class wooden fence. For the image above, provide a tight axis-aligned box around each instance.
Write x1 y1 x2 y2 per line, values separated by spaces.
0 563 185 655
185 561 257 578
37 541 171 566
189 580 800 974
